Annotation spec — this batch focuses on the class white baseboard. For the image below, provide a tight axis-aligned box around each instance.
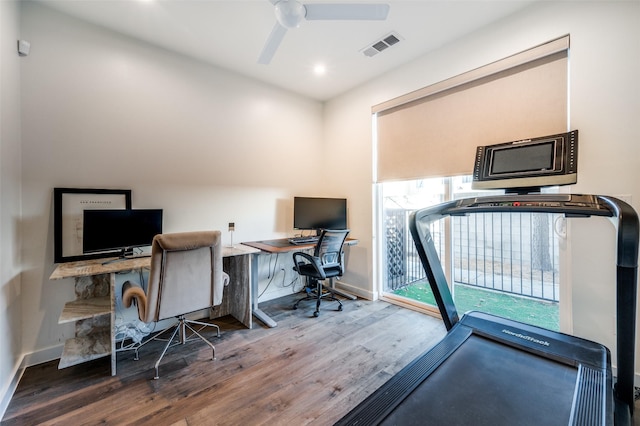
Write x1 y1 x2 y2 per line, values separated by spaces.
334 280 376 301
258 279 377 303
0 355 25 422
21 344 63 369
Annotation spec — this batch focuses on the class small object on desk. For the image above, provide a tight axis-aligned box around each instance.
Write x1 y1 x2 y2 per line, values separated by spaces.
228 222 235 248
288 236 319 245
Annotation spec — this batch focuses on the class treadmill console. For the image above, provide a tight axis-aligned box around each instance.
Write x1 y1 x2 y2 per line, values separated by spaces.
445 194 611 218
472 130 578 193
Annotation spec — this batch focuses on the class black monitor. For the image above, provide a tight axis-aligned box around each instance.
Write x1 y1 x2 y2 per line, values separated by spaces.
293 197 347 234
472 130 577 193
82 209 163 257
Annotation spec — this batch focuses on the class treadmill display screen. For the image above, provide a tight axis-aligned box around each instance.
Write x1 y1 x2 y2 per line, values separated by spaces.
490 142 555 174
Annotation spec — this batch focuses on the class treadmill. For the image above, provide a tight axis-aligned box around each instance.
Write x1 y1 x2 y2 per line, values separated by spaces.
337 194 638 426
336 194 638 426
336 133 638 425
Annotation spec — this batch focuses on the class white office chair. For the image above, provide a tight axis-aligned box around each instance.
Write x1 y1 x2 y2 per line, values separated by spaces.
122 230 229 379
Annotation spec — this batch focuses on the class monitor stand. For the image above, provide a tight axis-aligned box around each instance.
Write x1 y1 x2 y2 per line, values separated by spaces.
101 248 150 265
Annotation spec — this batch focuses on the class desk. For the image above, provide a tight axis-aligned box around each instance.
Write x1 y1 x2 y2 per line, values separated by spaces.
50 244 260 375
243 237 359 325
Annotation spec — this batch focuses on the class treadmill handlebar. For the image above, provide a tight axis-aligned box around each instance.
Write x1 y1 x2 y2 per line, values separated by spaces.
412 194 638 268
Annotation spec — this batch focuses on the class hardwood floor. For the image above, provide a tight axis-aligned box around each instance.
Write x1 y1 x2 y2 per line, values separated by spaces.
1 294 446 426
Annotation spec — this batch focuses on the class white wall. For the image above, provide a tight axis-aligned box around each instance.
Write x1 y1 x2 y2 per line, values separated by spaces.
0 0 23 416
19 2 326 359
325 1 640 374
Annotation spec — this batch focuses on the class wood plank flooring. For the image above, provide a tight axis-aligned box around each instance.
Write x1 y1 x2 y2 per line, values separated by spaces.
1 294 446 426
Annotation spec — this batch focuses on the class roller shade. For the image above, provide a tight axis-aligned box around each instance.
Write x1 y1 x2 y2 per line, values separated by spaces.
375 36 569 182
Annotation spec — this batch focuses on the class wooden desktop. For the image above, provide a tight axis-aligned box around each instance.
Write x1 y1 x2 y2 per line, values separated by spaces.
242 236 358 253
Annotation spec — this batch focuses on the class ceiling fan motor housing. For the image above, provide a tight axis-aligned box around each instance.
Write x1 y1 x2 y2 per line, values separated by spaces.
275 0 306 29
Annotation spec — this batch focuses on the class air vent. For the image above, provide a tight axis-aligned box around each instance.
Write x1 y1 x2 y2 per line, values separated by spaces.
361 32 402 57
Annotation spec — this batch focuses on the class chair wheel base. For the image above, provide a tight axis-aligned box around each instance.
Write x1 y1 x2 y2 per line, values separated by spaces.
293 284 347 317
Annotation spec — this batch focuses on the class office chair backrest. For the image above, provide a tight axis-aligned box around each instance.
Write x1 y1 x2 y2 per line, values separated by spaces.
144 231 225 323
314 229 350 273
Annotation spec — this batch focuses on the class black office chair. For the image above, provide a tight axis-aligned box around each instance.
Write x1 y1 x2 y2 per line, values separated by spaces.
292 229 350 317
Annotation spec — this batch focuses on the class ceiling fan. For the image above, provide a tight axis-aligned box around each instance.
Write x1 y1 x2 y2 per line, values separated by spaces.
258 0 390 65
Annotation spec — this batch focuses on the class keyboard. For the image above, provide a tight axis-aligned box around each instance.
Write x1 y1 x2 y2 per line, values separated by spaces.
288 236 319 245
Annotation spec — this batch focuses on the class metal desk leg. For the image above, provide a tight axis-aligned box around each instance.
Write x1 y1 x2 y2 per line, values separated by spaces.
328 278 357 300
251 253 277 328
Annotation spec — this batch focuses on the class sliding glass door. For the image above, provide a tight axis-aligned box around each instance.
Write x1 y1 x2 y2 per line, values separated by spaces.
378 176 562 330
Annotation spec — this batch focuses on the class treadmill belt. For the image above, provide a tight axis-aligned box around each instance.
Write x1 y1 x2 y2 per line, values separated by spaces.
381 335 577 425
336 312 611 426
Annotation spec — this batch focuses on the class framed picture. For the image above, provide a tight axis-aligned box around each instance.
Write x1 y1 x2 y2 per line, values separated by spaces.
54 188 132 263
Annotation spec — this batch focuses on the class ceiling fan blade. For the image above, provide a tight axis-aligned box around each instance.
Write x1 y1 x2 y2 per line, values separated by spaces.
304 3 390 21
258 22 288 65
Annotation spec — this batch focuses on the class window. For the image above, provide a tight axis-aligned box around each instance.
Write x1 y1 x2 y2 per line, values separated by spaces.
374 37 569 330
379 176 561 330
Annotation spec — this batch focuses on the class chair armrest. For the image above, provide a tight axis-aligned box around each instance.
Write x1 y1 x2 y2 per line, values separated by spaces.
292 251 326 280
122 281 147 322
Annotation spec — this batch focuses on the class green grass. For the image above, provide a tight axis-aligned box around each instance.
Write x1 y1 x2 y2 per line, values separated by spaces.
394 280 559 331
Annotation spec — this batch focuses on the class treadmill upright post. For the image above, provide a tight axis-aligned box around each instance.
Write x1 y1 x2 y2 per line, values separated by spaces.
600 196 639 420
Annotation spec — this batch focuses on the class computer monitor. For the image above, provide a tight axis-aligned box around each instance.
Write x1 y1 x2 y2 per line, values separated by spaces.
82 209 163 257
293 197 347 234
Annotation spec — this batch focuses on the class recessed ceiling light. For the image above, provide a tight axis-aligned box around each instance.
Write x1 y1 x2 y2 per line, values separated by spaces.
313 64 326 76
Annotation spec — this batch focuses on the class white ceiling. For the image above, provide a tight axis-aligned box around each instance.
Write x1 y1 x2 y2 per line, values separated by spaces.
34 0 537 101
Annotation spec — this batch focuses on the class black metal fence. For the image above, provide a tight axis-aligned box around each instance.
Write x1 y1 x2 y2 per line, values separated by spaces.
384 209 560 302
384 208 441 291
